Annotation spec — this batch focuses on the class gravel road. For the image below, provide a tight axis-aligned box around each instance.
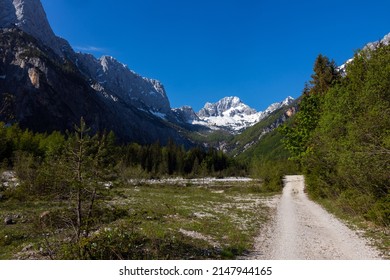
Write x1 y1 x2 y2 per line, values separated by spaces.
245 175 382 260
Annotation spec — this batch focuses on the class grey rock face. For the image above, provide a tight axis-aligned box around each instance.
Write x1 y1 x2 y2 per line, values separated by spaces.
0 0 17 27
0 0 178 145
0 0 72 56
0 29 190 146
76 54 171 114
0 0 172 115
172 106 200 123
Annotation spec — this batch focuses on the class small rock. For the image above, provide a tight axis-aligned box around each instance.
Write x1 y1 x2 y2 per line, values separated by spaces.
39 211 50 220
4 216 13 225
22 244 33 252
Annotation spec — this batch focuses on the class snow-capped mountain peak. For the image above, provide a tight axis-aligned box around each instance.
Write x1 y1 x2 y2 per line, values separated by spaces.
198 96 256 118
189 96 295 133
264 96 294 113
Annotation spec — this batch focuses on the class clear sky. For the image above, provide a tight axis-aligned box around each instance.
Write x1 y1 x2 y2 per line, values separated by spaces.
40 0 390 111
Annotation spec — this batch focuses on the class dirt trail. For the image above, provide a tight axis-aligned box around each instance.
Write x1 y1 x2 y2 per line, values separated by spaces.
245 175 382 260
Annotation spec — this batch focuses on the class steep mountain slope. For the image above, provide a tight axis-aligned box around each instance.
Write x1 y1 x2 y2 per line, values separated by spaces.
75 53 171 115
0 0 192 145
0 0 72 57
225 99 299 158
283 34 390 228
0 0 172 115
0 28 190 145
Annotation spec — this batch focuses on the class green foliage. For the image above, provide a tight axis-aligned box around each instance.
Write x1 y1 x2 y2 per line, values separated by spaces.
223 97 300 192
310 54 340 95
280 54 341 161
228 105 294 160
120 140 244 178
62 223 213 260
280 93 323 161
284 45 390 227
251 157 298 192
0 116 254 259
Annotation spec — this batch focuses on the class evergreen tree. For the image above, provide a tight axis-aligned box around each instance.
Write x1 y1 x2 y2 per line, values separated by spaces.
280 54 340 162
62 118 112 256
310 54 340 95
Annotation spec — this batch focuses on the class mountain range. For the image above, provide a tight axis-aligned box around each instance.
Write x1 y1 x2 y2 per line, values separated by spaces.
1 0 387 150
0 0 296 147
174 96 294 133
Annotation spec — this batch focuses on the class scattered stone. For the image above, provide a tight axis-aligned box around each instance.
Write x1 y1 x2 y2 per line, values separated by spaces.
22 244 33 252
39 211 50 220
4 216 13 225
104 182 113 189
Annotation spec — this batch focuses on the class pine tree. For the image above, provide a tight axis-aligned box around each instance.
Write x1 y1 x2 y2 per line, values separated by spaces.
62 117 111 257
310 54 340 95
280 54 340 162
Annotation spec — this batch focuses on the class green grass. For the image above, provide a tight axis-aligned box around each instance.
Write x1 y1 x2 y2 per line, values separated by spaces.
0 199 67 259
0 179 271 259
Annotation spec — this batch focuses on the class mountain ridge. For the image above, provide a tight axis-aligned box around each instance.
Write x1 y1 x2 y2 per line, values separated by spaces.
2 0 386 149
174 96 295 133
0 0 298 141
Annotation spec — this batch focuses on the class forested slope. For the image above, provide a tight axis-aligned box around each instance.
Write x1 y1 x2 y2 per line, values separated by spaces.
281 44 390 226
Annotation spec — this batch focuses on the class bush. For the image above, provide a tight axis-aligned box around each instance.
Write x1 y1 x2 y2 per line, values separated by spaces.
59 222 214 260
251 158 298 192
366 195 390 227
336 189 375 216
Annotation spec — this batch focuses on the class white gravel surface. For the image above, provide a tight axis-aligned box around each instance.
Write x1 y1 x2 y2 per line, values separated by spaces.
245 175 382 260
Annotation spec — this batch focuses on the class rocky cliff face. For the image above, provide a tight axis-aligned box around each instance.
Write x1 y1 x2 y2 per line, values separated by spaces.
0 0 72 56
76 54 171 114
0 0 171 115
172 106 200 123
0 28 190 145
0 0 187 145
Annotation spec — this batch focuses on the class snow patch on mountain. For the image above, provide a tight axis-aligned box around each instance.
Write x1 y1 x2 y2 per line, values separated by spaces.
175 96 294 133
339 32 390 73
198 96 256 118
264 96 295 113
172 106 200 123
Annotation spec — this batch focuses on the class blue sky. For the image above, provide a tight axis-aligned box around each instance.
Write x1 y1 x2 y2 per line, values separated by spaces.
41 0 390 111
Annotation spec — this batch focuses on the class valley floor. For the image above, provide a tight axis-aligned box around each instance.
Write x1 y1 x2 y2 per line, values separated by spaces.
243 175 383 260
